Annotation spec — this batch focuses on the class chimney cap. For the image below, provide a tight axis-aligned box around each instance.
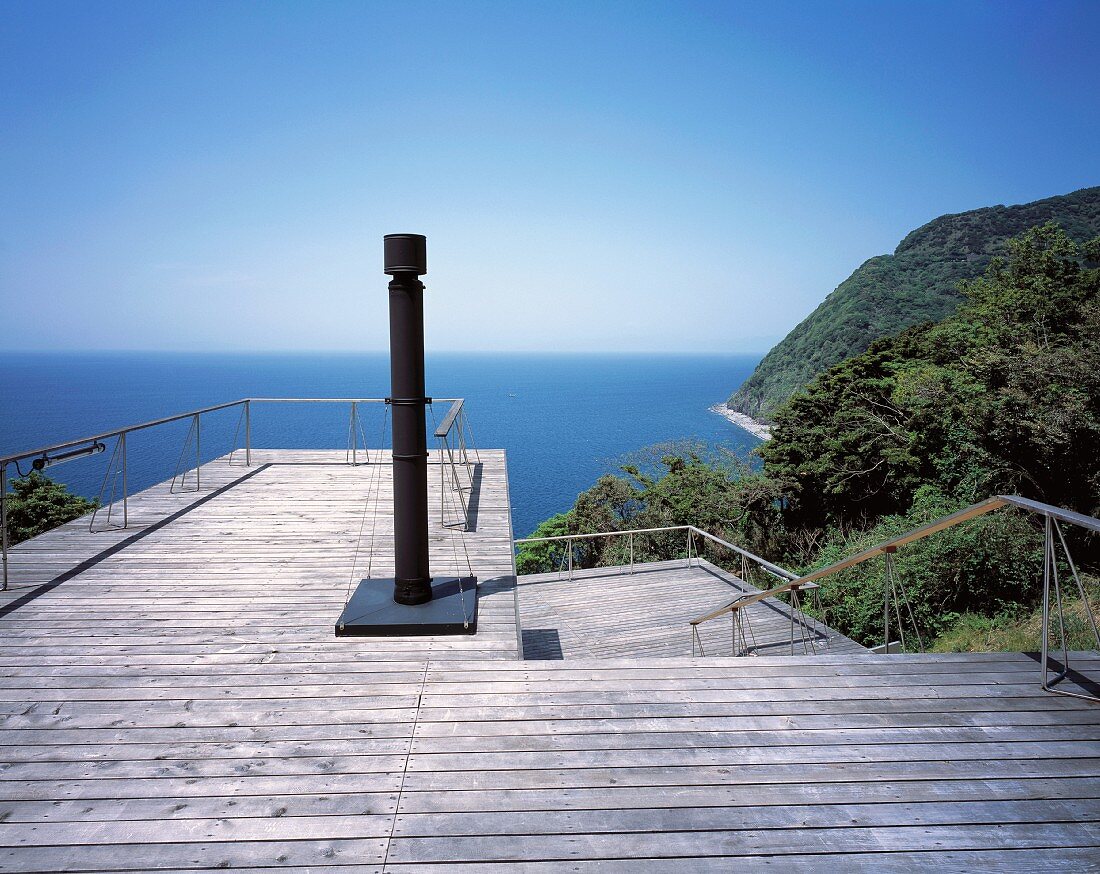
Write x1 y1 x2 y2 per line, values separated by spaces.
384 234 427 275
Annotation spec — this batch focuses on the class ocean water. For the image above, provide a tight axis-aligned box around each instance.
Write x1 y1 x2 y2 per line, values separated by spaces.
0 352 760 537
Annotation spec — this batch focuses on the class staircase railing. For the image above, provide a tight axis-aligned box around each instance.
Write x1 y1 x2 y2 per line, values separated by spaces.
688 495 1100 702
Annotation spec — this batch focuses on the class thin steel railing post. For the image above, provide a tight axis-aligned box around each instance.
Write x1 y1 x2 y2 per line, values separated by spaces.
195 414 201 491
456 413 471 468
90 437 120 531
1053 517 1100 648
686 528 691 568
1 463 8 591
351 402 358 466
790 587 797 655
1052 519 1069 679
245 400 252 467
629 532 634 575
121 432 128 528
1041 515 1052 689
458 418 474 489
460 407 481 465
567 537 573 581
883 553 891 652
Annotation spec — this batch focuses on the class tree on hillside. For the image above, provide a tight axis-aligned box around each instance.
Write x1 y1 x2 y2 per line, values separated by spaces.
946 224 1100 513
4 472 98 545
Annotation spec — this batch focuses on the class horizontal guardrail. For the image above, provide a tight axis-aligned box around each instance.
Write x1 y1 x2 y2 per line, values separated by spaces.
687 526 798 581
0 396 471 590
0 396 465 467
515 524 796 582
0 400 249 467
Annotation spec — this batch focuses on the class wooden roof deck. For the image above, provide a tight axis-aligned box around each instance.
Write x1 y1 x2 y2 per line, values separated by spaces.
0 450 521 662
1 450 1099 871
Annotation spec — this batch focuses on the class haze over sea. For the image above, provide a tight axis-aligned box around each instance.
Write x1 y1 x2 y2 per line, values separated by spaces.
0 352 761 537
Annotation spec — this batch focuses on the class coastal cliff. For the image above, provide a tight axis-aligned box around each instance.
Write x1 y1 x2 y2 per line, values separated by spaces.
728 186 1100 422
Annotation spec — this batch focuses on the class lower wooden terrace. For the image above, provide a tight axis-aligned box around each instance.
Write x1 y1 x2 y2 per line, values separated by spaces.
517 558 867 659
0 449 1098 870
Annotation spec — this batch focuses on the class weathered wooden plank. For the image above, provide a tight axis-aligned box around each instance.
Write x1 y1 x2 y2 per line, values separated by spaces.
389 799 1100 837
0 752 408 782
401 741 1100 774
8 812 397 846
409 707 1100 738
0 771 405 802
385 850 1100 873
404 724 1100 755
383 822 1100 863
398 758 1100 792
0 838 387 871
395 776 1100 814
0 791 398 824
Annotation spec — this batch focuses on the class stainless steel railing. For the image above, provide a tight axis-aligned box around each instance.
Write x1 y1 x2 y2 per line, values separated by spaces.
433 399 479 531
515 524 794 582
0 396 468 590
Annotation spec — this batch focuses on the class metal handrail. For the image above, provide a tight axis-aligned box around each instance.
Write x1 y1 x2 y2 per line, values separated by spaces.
247 397 388 403
434 399 464 438
515 524 794 583
0 395 469 590
690 577 819 626
691 497 999 627
515 524 691 545
433 399 477 530
0 400 249 466
687 527 798 581
0 396 465 466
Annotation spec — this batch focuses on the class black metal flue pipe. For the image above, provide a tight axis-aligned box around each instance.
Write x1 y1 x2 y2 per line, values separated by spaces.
384 233 433 606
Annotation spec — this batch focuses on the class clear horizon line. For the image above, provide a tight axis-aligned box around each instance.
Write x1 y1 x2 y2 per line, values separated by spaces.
0 347 774 357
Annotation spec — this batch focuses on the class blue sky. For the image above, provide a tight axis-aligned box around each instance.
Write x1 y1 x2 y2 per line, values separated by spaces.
1 0 1097 353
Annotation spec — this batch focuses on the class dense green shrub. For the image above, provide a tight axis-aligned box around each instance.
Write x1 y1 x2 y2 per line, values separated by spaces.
4 472 98 545
804 486 1044 648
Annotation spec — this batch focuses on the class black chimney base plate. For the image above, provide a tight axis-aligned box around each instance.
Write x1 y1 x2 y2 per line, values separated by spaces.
335 577 478 637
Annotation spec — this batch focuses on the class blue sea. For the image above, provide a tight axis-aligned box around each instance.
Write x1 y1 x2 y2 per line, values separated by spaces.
0 352 760 537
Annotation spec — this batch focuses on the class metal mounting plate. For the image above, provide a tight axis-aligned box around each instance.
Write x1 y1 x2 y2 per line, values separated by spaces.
335 577 478 637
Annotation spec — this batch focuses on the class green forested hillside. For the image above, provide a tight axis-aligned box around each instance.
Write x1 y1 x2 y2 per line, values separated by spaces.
728 186 1100 422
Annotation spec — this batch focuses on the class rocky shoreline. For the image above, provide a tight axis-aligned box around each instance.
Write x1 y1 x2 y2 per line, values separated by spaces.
709 404 772 441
